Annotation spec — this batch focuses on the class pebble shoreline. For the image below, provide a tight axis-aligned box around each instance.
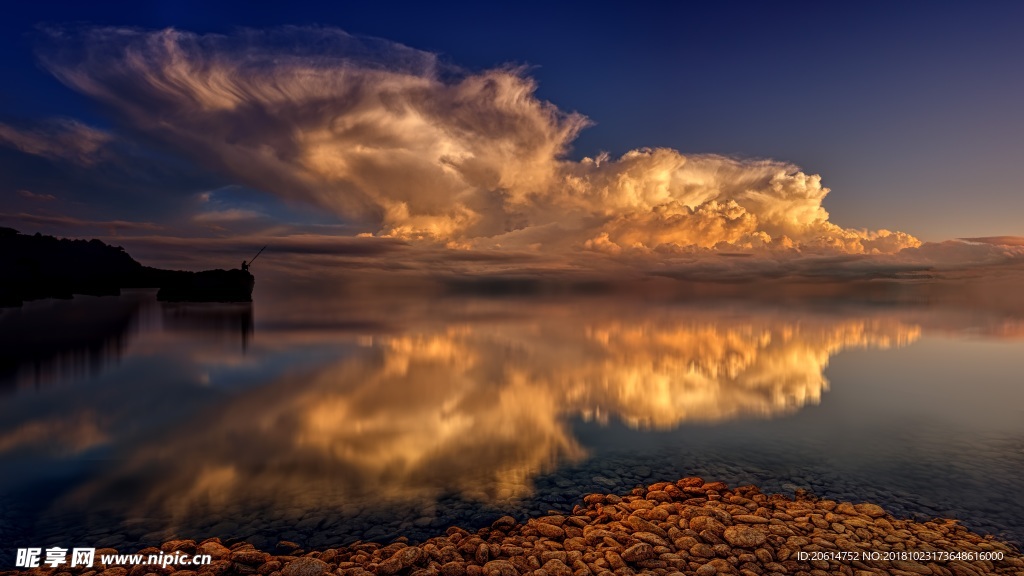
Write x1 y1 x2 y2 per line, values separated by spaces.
5 478 1022 576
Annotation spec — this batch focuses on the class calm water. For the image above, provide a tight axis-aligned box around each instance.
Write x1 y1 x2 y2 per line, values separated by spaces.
1 283 1023 566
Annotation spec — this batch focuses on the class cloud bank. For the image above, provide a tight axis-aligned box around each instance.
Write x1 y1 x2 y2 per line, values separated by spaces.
35 26 923 257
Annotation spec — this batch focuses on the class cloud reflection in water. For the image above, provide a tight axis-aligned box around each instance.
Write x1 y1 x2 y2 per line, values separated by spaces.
60 301 920 532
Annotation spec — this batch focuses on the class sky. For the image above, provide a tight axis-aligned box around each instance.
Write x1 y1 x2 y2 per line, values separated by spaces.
1 0 1023 277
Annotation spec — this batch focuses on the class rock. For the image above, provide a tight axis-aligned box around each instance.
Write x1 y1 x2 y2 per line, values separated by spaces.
475 543 489 564
482 560 517 576
542 559 573 576
541 551 568 564
377 557 402 575
732 514 769 524
533 521 566 539
835 502 858 516
276 541 301 554
695 562 717 576
689 516 726 535
162 540 198 555
632 531 668 547
281 558 329 576
620 544 655 563
563 537 586 552
646 491 672 503
723 526 767 548
198 541 231 560
440 562 466 576
491 516 517 530
232 550 269 565
854 503 886 518
690 543 715 558
628 515 668 538
603 552 625 570
394 547 424 568
538 515 567 527
258 561 283 575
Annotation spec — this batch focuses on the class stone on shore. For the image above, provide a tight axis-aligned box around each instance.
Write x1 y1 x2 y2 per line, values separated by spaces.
281 557 328 576
6 477 1023 576
722 525 767 547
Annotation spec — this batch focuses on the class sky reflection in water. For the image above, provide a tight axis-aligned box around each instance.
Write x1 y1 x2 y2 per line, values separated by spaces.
0 283 1022 551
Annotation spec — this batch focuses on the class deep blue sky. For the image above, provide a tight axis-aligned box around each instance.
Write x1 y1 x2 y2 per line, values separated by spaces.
1 0 1022 240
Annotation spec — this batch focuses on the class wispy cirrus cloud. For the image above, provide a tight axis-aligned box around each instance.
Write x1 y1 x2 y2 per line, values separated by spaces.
0 119 111 166
17 189 57 202
0 212 163 234
192 208 266 224
959 236 1024 247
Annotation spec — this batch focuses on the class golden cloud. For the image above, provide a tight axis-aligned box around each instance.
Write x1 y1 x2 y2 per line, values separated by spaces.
38 27 922 257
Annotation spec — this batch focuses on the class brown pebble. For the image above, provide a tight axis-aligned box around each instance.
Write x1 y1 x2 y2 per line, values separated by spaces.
690 543 715 558
474 543 489 564
733 514 770 524
835 502 858 515
628 515 668 538
632 531 669 547
281 558 328 576
534 521 567 539
854 503 886 518
542 559 573 576
233 551 269 566
723 525 767 548
258 561 283 575
440 562 466 576
197 541 231 560
162 540 198 555
646 491 672 503
689 516 726 536
619 543 655 563
481 560 516 576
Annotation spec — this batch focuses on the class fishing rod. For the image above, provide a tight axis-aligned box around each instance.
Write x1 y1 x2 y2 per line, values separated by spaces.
242 245 267 271
248 245 267 266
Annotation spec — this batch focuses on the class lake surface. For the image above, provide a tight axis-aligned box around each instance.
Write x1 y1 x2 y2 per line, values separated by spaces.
2 282 1022 565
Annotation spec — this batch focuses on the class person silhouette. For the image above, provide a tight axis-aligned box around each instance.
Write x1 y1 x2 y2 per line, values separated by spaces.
241 260 249 272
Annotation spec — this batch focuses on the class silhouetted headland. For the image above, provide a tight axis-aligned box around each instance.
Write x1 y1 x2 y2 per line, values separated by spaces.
0 227 254 307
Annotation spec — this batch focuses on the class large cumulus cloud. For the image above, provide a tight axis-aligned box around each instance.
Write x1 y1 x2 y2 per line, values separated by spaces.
36 26 921 256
